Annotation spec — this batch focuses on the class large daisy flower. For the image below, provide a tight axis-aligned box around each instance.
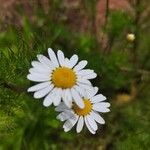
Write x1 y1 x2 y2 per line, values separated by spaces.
55 87 110 134
27 48 97 108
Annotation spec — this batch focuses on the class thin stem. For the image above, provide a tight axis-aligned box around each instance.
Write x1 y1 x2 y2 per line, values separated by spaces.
0 79 26 94
133 0 140 67
105 0 109 26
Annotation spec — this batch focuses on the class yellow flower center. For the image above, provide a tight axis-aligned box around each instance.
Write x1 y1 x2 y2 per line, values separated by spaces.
51 67 76 89
73 99 93 116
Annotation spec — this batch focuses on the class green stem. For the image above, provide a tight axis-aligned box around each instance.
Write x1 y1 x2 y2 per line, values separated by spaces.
133 0 140 67
105 0 109 26
0 79 26 94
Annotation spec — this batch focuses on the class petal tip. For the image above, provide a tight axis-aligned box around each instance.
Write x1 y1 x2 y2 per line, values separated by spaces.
43 102 50 107
27 88 31 92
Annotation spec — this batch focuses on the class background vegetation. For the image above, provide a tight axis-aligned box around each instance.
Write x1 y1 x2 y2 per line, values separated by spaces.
0 0 149 149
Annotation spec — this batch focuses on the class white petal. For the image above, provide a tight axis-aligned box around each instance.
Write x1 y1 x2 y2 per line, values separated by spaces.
43 96 53 107
57 110 74 121
63 115 78 132
27 74 49 82
69 54 78 68
43 87 61 106
77 77 92 85
91 111 105 124
74 85 85 97
31 61 42 67
71 88 84 109
99 102 110 107
83 72 97 79
37 54 54 69
29 68 39 74
94 87 99 95
91 94 107 103
48 48 59 67
63 58 70 67
53 88 62 106
62 89 72 108
55 102 70 112
77 69 94 76
76 116 84 133
31 61 50 70
84 116 96 134
29 66 44 73
33 66 52 74
33 84 54 99
79 86 94 99
28 72 49 79
66 89 72 102
86 86 98 99
57 112 69 121
73 60 88 71
93 102 110 112
37 54 51 65
86 115 98 131
43 89 56 107
57 50 65 66
77 83 93 91
65 89 72 104
29 67 51 74
27 82 51 92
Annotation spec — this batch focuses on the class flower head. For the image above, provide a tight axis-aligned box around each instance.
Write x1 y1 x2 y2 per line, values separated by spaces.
55 87 110 134
126 33 135 42
27 48 97 108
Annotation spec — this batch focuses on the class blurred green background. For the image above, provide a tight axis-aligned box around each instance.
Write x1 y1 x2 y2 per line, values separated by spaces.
0 0 150 149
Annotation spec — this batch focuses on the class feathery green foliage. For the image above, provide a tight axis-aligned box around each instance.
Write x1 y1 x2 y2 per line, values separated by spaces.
0 1 150 149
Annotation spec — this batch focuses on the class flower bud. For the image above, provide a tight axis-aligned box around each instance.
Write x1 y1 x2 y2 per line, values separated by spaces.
126 33 135 42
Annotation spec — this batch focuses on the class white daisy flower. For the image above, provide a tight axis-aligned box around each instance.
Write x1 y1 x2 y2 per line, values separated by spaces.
55 87 110 134
27 48 97 108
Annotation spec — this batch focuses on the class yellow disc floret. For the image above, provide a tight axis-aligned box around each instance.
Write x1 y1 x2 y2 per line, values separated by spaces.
73 99 93 116
52 67 76 89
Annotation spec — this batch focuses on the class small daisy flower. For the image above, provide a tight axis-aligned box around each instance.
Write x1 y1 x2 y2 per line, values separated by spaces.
55 87 110 134
27 48 97 108
126 33 135 42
